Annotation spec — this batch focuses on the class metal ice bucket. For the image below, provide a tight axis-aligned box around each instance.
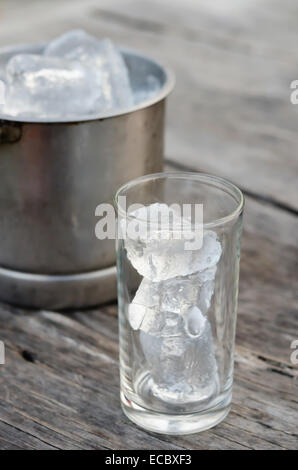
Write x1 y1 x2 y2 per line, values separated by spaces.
0 42 174 309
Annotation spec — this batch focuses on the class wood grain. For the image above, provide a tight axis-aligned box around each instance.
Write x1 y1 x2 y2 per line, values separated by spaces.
0 184 296 449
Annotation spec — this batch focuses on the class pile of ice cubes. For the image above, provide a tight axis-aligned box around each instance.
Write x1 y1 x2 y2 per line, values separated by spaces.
125 203 222 402
0 30 159 119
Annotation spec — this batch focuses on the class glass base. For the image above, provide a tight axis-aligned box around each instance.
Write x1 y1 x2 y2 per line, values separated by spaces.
121 391 231 435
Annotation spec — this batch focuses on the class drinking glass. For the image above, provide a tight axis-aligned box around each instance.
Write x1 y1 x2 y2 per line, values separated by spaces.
115 172 244 434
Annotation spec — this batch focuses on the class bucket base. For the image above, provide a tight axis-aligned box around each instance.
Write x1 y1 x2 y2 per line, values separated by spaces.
0 265 117 310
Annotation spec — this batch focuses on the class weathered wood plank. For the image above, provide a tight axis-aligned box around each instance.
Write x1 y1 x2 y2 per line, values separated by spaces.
0 314 265 450
0 419 56 449
0 0 297 450
0 181 297 450
0 291 296 450
0 114 296 449
0 315 186 450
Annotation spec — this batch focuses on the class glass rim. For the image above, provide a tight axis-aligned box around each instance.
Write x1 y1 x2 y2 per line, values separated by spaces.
114 171 244 229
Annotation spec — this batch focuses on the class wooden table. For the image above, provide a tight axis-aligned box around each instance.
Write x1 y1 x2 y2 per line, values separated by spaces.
0 0 297 450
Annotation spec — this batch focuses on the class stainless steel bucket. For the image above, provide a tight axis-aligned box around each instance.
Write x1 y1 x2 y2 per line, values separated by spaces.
0 42 174 309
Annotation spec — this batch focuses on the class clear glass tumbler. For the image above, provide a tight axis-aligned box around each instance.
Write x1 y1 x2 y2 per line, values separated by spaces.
115 172 244 434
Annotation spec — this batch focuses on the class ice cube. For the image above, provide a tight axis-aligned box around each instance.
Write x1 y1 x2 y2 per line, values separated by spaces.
128 278 160 330
126 203 221 402
129 267 217 332
123 203 222 281
128 278 185 334
128 276 192 330
140 312 218 402
45 30 133 110
3 54 102 118
159 276 199 314
185 306 206 337
161 267 217 314
44 30 96 57
143 310 185 337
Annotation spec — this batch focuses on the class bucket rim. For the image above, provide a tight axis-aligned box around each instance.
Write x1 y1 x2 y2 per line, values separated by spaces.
0 42 175 124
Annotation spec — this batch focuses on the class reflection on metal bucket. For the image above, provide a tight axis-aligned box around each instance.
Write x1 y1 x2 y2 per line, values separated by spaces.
0 42 175 309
